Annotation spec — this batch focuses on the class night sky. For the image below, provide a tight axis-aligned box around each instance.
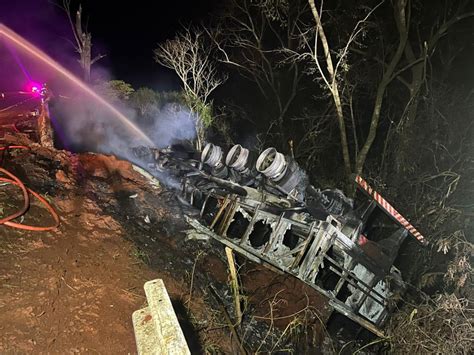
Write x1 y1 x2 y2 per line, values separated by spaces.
1 1 471 91
0 0 219 89
76 0 219 88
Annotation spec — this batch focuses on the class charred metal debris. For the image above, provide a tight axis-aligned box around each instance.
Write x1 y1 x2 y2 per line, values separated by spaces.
132 142 427 337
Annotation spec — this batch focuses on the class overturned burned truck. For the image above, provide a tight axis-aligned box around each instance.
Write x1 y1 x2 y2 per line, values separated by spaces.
136 142 427 337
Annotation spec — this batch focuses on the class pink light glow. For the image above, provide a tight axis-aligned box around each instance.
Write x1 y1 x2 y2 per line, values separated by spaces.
27 82 42 95
0 23 153 146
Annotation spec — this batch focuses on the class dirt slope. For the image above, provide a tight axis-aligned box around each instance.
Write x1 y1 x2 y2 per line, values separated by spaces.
0 139 332 353
0 148 163 353
0 142 228 353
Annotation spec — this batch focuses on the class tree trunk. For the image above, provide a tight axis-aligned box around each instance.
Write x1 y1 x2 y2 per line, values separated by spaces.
75 6 92 83
333 86 353 178
81 34 92 83
308 0 352 180
355 0 409 177
395 43 425 173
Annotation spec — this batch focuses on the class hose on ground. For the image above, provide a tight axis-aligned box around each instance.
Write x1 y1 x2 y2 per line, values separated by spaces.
0 146 60 231
0 167 29 224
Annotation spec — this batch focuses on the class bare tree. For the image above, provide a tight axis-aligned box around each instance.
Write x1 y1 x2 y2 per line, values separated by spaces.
63 1 105 82
302 0 393 180
277 0 473 190
394 1 474 172
154 26 227 150
210 0 306 147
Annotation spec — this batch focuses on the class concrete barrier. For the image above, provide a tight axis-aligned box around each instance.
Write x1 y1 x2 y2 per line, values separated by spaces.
132 279 190 355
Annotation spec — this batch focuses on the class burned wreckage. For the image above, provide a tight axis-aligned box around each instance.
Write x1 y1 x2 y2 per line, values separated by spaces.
135 142 427 337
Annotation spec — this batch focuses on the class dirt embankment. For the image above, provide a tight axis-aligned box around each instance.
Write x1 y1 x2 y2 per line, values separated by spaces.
0 140 332 353
0 143 228 353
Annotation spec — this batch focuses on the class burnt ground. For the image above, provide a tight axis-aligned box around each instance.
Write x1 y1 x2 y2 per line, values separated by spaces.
0 135 334 353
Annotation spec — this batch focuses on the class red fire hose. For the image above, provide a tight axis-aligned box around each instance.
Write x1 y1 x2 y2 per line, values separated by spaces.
0 166 29 224
0 145 30 152
0 146 60 231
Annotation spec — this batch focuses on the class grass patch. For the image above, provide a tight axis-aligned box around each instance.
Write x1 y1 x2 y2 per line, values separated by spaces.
130 247 150 264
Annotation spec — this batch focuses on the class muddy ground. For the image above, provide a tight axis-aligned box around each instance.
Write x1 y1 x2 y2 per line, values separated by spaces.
0 136 335 353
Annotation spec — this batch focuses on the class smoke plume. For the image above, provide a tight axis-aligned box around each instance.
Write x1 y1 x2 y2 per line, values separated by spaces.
50 89 197 186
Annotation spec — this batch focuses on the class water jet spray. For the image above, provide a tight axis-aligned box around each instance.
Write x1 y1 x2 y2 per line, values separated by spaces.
0 23 153 146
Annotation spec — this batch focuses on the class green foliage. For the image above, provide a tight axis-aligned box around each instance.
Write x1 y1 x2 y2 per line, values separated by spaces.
183 92 214 128
156 91 187 107
130 246 150 264
94 80 135 102
195 101 214 128
131 87 157 115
